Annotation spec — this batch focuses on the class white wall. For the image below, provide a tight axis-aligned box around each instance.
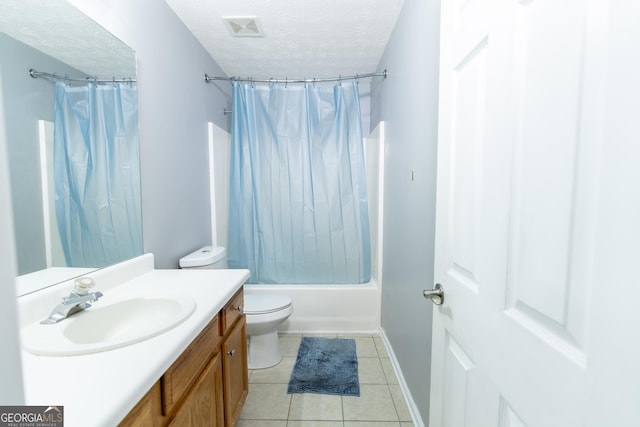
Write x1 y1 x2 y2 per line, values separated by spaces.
371 0 441 422
68 0 233 268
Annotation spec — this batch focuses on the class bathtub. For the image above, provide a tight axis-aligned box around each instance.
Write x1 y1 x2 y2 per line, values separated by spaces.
213 122 386 334
244 281 381 333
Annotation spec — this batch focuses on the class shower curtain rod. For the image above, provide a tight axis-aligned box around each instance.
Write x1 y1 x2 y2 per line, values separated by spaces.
204 69 387 85
29 69 136 85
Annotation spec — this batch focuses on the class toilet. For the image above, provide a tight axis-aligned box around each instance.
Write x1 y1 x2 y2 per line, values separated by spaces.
244 294 293 369
178 245 226 269
179 246 293 370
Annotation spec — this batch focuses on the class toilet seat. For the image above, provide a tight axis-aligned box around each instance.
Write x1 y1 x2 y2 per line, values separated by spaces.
244 294 294 369
244 294 292 315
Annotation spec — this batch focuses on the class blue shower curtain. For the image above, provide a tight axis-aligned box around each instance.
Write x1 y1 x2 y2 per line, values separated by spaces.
53 82 142 267
228 81 371 284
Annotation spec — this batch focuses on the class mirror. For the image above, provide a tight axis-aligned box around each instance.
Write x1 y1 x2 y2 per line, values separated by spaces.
0 0 141 295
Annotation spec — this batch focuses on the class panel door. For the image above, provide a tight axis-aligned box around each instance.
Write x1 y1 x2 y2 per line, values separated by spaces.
429 0 640 425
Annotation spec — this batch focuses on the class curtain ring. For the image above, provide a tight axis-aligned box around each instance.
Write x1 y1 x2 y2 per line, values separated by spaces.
313 77 316 88
339 74 342 86
356 73 360 85
285 76 288 88
64 74 70 86
269 77 275 88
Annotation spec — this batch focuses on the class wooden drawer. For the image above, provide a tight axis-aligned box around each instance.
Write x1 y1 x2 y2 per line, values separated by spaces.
221 288 244 334
161 315 220 415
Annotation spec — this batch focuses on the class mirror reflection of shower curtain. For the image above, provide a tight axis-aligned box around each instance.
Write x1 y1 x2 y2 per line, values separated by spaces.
53 82 142 267
228 81 371 284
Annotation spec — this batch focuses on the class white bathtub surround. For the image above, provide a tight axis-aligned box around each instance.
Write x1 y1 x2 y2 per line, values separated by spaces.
17 254 250 427
245 281 381 333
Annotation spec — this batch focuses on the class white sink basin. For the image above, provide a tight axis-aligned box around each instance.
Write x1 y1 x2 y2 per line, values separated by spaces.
22 294 196 356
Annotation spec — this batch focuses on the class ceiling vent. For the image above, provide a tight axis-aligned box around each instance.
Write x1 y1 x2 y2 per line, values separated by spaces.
223 16 264 38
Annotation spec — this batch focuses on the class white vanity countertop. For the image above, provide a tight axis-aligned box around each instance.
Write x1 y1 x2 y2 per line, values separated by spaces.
18 254 250 427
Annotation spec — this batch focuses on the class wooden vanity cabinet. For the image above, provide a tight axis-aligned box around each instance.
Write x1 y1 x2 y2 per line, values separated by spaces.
118 287 248 427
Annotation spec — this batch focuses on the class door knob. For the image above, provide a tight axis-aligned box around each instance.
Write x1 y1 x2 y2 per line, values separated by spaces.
423 283 444 305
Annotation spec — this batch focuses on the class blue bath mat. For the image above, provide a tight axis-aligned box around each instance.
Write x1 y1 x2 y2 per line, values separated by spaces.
287 337 360 396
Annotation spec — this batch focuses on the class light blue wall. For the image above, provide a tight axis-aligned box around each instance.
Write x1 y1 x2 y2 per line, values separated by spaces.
70 0 232 268
371 0 441 422
0 70 24 404
0 33 84 275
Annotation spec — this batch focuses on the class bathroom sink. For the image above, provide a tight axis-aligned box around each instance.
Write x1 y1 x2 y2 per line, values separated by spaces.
21 294 196 356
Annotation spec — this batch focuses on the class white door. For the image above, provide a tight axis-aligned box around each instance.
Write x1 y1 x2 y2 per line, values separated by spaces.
429 0 640 426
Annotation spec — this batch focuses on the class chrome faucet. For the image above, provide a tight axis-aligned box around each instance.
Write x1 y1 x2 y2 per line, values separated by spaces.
41 277 104 324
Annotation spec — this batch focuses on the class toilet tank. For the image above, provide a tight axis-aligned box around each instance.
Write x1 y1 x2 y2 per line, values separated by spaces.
179 246 226 269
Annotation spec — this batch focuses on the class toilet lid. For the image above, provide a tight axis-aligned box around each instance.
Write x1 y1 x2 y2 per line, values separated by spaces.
179 246 226 268
244 294 292 314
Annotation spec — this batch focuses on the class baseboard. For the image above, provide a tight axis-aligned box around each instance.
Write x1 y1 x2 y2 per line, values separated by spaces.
378 328 426 427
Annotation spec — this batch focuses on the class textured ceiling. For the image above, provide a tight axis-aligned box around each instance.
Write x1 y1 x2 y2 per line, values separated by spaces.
0 0 136 78
164 0 404 80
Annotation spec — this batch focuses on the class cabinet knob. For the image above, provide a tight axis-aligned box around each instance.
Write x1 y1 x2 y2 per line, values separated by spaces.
227 349 236 356
235 305 243 312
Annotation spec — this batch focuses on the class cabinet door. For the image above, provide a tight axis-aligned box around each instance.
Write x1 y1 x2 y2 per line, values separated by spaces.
168 352 224 427
222 316 248 427
118 382 161 427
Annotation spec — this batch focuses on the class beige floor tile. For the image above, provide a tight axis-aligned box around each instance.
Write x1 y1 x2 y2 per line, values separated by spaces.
344 422 401 427
240 332 416 426
389 385 412 421
302 333 339 338
342 384 399 422
337 332 376 338
237 421 287 427
380 358 399 385
250 357 296 383
240 383 292 420
353 337 379 358
373 336 389 357
358 357 387 384
279 334 303 357
288 393 343 421
287 421 344 427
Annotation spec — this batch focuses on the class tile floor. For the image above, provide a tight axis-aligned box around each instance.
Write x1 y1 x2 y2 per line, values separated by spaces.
237 333 415 427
